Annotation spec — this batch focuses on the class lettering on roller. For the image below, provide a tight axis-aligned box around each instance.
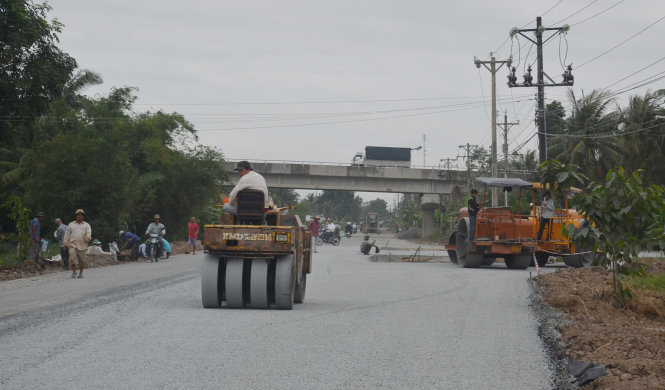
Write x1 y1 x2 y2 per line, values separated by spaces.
222 232 272 241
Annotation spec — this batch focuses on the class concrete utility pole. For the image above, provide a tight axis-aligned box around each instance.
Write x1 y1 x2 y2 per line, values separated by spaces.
422 134 427 166
498 111 519 206
458 143 478 193
474 55 512 206
507 17 573 163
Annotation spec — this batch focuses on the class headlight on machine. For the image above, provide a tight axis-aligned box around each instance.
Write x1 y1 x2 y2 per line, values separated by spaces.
273 232 290 243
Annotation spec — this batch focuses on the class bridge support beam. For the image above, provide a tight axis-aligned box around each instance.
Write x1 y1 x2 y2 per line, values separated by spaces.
420 194 441 239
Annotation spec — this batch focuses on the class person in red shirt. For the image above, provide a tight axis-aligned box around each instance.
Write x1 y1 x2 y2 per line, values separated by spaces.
188 217 200 255
308 216 321 253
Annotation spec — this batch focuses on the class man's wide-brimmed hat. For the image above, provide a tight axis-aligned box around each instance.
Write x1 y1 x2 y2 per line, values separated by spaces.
75 209 85 215
154 214 160 219
315 216 320 220
92 239 101 245
233 161 252 171
35 211 45 217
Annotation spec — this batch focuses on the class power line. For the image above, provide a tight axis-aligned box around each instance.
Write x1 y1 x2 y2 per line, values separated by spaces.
549 119 664 139
196 100 536 132
551 0 599 25
0 95 535 123
492 0 565 56
571 0 625 27
601 55 665 90
577 14 665 69
130 95 521 106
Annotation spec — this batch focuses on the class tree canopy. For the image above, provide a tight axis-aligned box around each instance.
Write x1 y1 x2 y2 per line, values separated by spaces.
0 3 226 262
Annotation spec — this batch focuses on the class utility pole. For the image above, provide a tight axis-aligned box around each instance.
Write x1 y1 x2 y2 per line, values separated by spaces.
474 55 512 206
498 110 519 206
439 157 456 170
508 17 573 163
458 143 478 193
422 134 427 166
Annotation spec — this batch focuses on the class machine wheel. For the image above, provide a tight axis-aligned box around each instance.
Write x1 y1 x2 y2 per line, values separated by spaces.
201 254 224 308
149 244 157 262
225 258 246 308
294 273 306 304
535 252 550 267
331 237 340 246
250 259 269 309
455 218 482 268
315 237 323 245
447 232 458 264
505 254 531 270
482 257 496 266
564 221 595 268
275 254 295 310
564 252 594 268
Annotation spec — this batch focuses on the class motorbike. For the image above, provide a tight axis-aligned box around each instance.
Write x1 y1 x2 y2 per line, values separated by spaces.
344 231 352 238
316 229 340 246
146 231 164 262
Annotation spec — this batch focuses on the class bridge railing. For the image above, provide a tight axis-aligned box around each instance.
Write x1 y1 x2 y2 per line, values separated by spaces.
224 158 537 176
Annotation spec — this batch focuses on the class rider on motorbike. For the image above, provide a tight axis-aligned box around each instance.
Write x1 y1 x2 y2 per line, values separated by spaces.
344 222 353 238
322 218 335 241
145 214 166 261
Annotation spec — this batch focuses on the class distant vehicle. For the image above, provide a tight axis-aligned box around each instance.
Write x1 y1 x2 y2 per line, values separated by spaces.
364 212 379 234
352 146 411 167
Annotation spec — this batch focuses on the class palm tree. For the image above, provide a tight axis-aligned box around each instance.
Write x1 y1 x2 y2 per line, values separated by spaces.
616 89 665 185
548 89 622 181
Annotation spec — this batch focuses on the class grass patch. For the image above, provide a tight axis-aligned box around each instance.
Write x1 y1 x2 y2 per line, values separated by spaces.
627 273 665 294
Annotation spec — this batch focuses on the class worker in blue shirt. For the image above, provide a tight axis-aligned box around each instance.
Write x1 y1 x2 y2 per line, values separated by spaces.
119 230 140 261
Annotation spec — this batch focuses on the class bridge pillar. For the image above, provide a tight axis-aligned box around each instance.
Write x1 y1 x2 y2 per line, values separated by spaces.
420 194 441 239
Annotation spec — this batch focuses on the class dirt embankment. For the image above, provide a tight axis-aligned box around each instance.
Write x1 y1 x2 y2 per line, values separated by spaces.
537 260 665 389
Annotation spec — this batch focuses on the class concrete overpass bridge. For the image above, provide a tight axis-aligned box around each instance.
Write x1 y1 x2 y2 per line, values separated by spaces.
222 160 534 238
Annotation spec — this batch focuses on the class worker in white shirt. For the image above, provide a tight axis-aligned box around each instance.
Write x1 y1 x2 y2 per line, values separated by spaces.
223 161 270 214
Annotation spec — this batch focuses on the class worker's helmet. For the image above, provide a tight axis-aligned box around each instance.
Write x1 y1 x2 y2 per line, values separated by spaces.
347 222 351 225
154 214 160 219
119 230 125 236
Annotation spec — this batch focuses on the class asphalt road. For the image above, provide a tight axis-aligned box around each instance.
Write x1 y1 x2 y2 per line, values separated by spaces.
0 234 556 389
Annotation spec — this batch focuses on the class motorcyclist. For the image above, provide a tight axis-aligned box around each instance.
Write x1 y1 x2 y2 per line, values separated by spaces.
322 218 335 241
145 214 166 261
119 230 141 261
344 222 353 237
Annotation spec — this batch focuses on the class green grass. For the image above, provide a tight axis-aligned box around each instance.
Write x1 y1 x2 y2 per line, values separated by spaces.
0 242 20 266
627 273 665 294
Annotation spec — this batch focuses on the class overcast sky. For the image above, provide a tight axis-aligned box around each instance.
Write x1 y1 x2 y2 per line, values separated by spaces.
48 0 665 202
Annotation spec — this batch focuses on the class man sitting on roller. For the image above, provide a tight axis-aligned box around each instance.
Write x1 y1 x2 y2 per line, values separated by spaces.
223 161 270 215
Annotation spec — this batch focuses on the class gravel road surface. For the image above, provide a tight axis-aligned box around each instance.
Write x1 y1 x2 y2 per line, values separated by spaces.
0 234 555 389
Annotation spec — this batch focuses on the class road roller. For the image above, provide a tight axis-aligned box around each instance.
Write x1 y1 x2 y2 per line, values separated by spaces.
201 190 311 309
445 177 592 269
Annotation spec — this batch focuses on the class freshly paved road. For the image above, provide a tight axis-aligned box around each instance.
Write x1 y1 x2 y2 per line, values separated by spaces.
0 234 556 389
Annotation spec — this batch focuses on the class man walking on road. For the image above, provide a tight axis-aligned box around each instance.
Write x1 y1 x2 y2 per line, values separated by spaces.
64 209 91 279
55 218 69 269
188 217 199 254
28 211 45 264
308 216 321 253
